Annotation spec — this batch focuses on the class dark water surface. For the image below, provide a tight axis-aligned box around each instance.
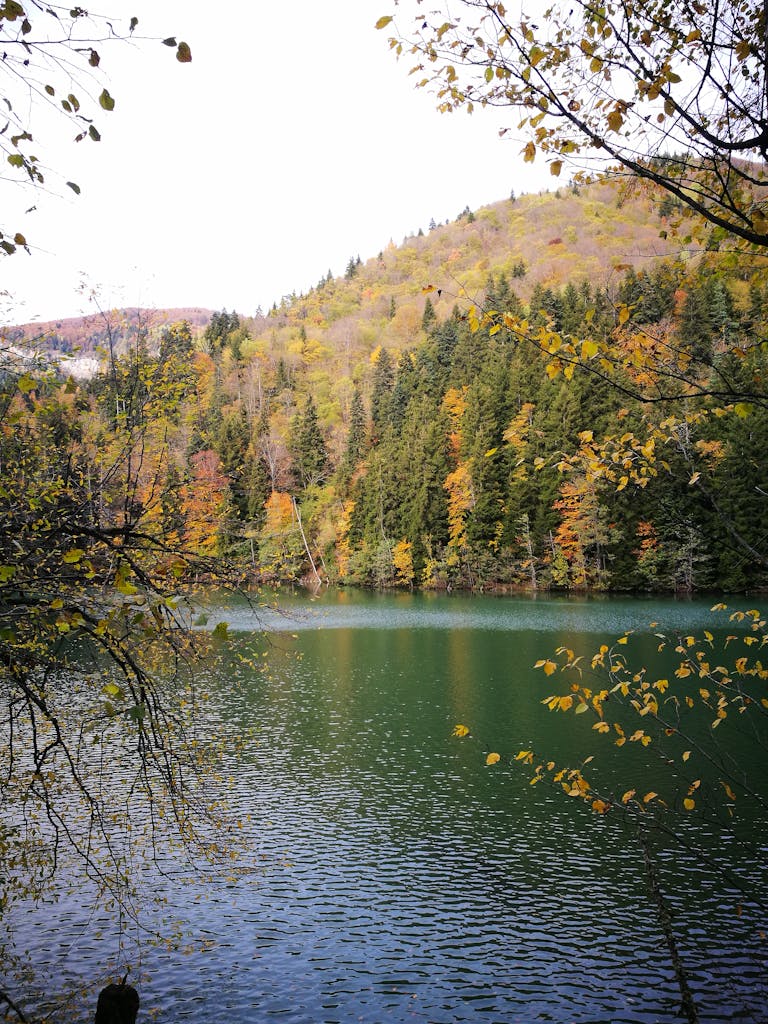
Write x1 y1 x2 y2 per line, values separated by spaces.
7 591 768 1022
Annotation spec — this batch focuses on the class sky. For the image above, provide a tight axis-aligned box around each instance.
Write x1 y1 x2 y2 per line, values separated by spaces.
2 0 548 325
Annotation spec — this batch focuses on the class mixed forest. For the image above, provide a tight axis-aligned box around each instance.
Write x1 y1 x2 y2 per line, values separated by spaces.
8 178 768 596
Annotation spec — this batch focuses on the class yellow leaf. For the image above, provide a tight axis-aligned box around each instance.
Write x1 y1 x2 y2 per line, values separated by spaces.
721 781 737 801
682 750 691 761
618 305 631 325
593 721 610 732
452 724 470 738
486 752 501 765
643 791 658 803
591 799 610 814
683 798 695 810
550 160 563 176
559 694 574 712
523 141 536 163
484 447 498 457
375 15 393 29
688 472 701 486
582 339 598 359
622 789 636 804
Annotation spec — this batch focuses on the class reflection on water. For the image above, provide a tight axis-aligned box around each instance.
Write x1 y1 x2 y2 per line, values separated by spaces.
6 591 768 1022
204 587 752 637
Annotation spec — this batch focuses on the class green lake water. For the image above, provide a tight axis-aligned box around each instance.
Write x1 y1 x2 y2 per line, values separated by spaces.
8 590 768 1022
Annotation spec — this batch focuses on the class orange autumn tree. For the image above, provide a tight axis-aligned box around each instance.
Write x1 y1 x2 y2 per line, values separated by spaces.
181 450 235 556
552 475 613 589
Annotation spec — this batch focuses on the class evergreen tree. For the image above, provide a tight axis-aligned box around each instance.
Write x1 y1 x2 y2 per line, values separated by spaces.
290 396 328 488
678 284 714 363
421 296 437 331
243 444 271 524
370 348 395 436
341 388 368 479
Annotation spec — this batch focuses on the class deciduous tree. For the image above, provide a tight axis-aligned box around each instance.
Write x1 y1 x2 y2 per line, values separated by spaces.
0 2 190 253
380 0 768 250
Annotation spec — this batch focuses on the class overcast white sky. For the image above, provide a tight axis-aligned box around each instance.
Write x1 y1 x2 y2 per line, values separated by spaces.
2 0 548 325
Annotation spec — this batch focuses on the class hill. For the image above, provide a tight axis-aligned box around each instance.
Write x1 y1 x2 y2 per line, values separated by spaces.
6 177 691 364
4 176 767 593
258 178 695 354
4 306 213 356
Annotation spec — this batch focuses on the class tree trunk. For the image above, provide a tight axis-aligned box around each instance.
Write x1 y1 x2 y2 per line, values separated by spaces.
94 982 139 1024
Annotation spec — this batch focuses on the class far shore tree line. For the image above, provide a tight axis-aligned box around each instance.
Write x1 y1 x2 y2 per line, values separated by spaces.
52 247 766 596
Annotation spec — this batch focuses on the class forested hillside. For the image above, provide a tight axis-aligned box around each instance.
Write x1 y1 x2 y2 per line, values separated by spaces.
8 307 213 354
5 178 767 593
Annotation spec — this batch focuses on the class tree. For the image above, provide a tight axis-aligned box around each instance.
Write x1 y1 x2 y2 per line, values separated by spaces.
0 3 191 253
340 387 368 479
380 1 767 250
377 10 768 1013
290 395 328 489
0 357 252 1018
0 13 214 1015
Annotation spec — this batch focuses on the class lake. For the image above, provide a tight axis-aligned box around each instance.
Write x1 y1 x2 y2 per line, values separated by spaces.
5 590 768 1022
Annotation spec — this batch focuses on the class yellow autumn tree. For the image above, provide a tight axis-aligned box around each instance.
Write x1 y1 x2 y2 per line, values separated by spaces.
392 539 415 587
335 500 356 580
443 462 474 564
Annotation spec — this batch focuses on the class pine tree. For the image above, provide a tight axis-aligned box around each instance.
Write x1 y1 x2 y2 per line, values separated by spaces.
341 388 368 478
421 296 437 331
370 348 395 435
290 396 328 488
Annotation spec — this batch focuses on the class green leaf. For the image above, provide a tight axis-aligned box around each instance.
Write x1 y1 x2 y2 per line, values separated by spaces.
88 124 101 142
16 372 36 393
7 154 24 168
176 40 192 63
734 402 753 418
212 621 229 640
63 548 85 563
128 704 146 723
0 565 16 583
162 36 177 46
99 88 115 112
